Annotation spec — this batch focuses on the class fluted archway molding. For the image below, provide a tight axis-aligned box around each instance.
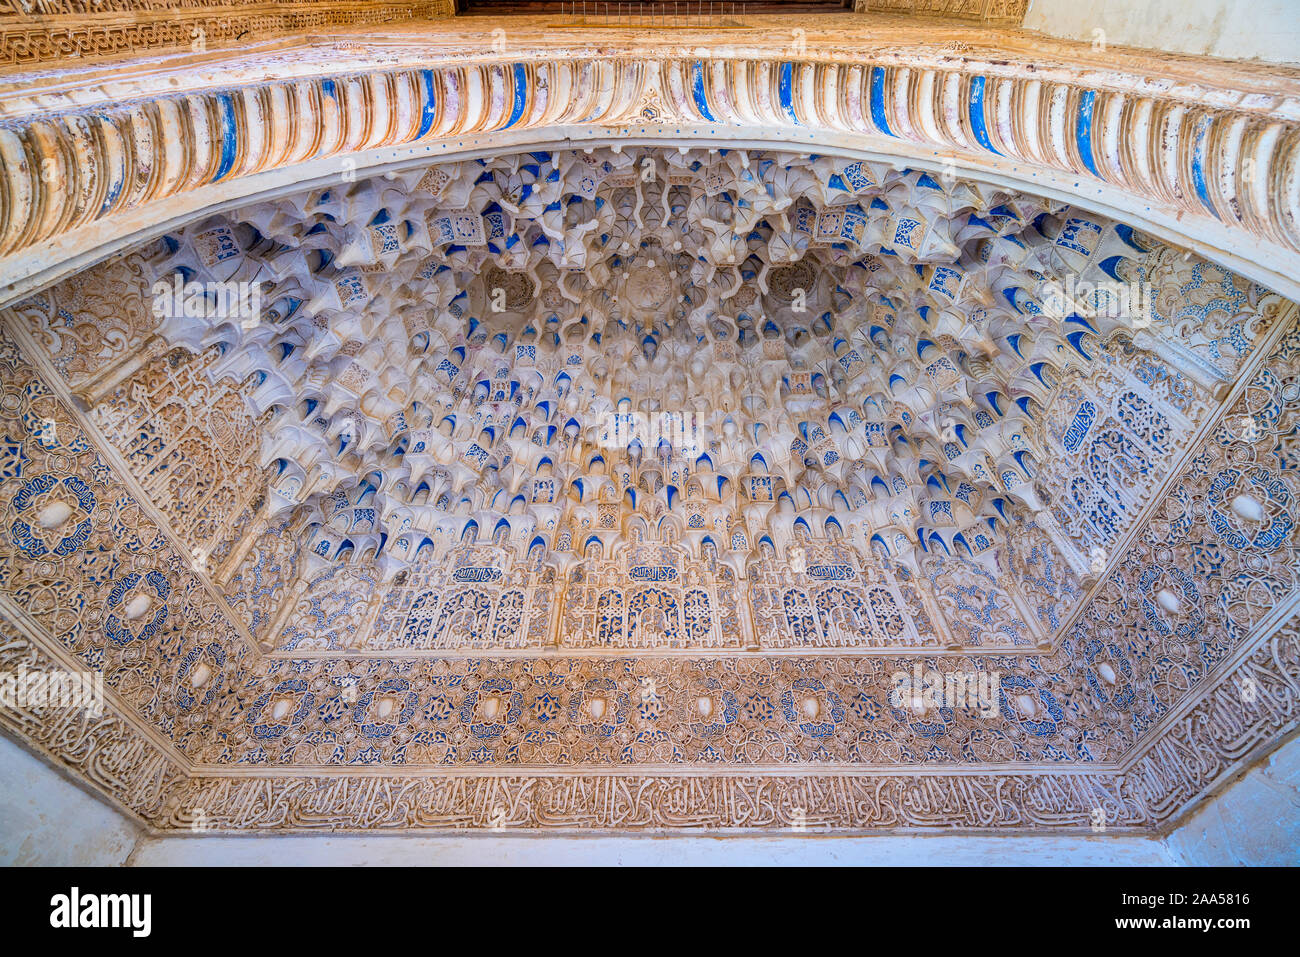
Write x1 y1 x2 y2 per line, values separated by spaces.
1 27 1298 305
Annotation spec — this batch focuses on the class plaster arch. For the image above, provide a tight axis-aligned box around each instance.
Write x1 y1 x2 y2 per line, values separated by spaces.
1 34 1297 304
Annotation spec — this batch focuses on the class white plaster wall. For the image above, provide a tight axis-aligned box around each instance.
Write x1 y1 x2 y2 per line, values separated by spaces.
126 833 1173 866
1024 0 1300 64
0 734 138 866
1165 733 1300 865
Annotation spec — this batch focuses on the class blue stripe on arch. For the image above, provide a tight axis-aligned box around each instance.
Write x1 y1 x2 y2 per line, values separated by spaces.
778 61 799 125
869 67 893 137
691 61 716 121
1191 114 1219 219
968 76 1001 156
416 69 437 139
214 93 238 182
503 63 527 130
1075 89 1099 177
99 158 123 215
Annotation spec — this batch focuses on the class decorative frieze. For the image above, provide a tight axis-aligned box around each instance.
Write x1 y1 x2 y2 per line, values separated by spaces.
0 2 453 68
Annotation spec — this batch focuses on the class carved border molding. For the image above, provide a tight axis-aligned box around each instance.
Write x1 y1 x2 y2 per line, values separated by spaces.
0 2 453 68
0 608 187 830
852 0 1027 20
4 598 1293 832
0 27 1297 305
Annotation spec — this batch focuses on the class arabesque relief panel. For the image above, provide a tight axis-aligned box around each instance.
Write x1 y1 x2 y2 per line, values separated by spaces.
0 142 1297 832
